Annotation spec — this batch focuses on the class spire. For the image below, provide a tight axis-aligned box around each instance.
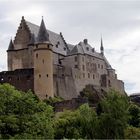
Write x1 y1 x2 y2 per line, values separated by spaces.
37 18 49 43
8 39 14 51
100 36 104 55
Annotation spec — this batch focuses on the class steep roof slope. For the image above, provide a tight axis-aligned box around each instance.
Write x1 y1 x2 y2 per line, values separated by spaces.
26 21 67 55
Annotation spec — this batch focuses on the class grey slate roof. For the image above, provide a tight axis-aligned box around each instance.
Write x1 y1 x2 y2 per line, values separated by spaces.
100 37 104 51
37 19 49 43
67 44 75 51
68 41 103 58
8 39 14 51
68 40 112 69
102 55 113 69
26 21 67 55
26 20 112 68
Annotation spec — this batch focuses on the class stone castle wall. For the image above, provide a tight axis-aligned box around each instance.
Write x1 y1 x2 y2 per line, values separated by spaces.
0 69 34 92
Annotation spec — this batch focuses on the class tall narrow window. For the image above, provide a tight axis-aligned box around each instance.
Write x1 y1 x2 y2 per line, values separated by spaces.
101 65 103 69
88 73 90 78
82 65 85 71
75 56 77 62
83 73 85 78
93 74 95 79
36 53 38 58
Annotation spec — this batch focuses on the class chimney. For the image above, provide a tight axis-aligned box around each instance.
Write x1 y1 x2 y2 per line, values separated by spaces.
83 39 88 45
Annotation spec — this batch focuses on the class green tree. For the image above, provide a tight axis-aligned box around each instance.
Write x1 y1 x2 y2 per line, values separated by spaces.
54 104 98 139
128 104 140 127
96 90 130 139
77 104 98 138
54 110 81 139
124 126 140 139
0 84 54 139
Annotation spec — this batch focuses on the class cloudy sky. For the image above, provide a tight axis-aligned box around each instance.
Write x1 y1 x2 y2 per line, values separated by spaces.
0 0 140 95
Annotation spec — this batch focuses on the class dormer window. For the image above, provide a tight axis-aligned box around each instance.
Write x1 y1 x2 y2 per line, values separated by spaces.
56 44 58 48
92 48 95 53
57 41 60 45
86 47 89 51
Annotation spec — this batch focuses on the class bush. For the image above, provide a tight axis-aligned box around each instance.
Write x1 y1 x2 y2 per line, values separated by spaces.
0 84 54 139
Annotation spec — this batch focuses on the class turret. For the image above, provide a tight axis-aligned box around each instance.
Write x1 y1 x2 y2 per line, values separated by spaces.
100 37 104 55
7 39 14 71
8 39 14 51
34 18 54 99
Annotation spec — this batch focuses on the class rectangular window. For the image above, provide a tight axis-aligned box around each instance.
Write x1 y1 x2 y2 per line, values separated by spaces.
82 57 84 62
101 65 103 69
88 73 90 78
75 65 78 68
74 56 77 62
83 73 85 78
82 65 85 71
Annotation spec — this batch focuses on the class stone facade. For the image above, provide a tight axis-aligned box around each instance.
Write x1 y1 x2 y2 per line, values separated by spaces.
0 16 125 100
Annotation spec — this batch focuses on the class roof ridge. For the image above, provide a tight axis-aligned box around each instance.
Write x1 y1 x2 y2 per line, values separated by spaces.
26 20 61 36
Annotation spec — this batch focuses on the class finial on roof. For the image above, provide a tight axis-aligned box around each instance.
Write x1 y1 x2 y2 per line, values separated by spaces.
22 16 25 20
8 39 14 51
83 39 88 45
37 18 50 43
100 35 104 55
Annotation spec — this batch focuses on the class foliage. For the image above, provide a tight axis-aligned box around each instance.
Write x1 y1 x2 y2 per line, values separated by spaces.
77 104 98 138
54 110 81 139
54 104 98 139
0 84 140 139
128 103 140 127
124 126 140 139
81 85 101 104
0 83 54 139
44 96 64 105
96 90 130 139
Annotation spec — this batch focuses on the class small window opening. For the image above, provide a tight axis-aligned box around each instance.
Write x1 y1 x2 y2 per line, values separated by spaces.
88 73 90 78
93 74 95 79
36 53 38 58
75 56 77 62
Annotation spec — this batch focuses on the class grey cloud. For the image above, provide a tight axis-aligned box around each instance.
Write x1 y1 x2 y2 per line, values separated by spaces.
1 0 140 94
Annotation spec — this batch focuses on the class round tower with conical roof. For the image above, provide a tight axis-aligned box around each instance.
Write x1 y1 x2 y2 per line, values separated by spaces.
34 18 54 99
7 39 14 71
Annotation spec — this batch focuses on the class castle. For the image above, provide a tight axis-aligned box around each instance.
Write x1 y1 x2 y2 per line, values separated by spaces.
0 16 125 100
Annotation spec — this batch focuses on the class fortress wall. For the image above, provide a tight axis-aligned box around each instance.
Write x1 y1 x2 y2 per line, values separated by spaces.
0 69 34 92
53 65 78 100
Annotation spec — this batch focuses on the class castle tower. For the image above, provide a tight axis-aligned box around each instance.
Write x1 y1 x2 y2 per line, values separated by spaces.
34 18 54 99
100 37 104 55
7 39 14 71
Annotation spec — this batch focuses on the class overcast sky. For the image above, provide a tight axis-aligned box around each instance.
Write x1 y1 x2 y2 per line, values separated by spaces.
0 0 140 95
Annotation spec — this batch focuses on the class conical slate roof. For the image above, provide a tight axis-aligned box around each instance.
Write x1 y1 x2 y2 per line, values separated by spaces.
37 19 49 43
100 37 104 51
8 39 14 50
